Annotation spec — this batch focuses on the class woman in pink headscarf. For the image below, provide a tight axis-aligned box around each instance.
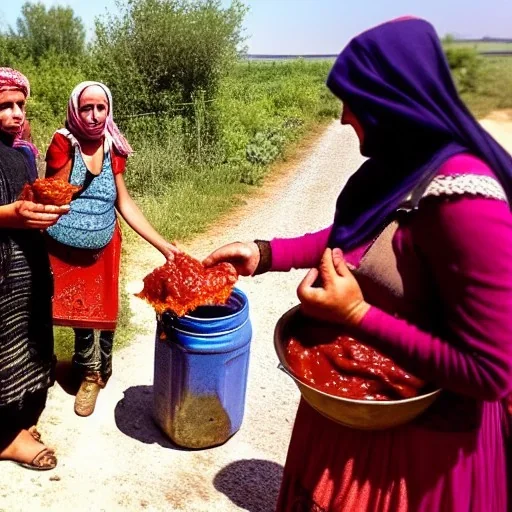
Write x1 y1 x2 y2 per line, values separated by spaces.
0 69 39 180
0 68 69 471
45 81 179 417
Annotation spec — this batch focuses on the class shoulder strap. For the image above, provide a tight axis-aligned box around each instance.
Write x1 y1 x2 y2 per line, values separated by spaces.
396 171 436 213
56 127 79 148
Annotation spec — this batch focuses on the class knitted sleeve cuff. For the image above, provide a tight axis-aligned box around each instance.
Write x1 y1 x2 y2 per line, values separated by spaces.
253 240 272 275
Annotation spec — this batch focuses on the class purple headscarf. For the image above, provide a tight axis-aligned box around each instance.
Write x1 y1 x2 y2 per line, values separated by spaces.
327 17 512 250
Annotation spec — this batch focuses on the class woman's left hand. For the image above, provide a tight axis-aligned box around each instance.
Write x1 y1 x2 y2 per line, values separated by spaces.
297 247 370 327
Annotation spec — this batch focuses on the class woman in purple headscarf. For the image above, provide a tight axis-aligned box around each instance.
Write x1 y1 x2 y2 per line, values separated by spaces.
204 17 512 511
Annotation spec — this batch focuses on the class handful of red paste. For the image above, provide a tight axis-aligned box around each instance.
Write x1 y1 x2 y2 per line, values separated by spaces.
135 252 238 317
20 177 81 206
285 315 425 401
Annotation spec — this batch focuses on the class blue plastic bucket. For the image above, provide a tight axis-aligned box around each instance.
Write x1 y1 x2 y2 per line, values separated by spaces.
153 287 252 449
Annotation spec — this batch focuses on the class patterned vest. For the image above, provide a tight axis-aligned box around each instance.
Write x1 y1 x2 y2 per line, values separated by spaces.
47 130 117 250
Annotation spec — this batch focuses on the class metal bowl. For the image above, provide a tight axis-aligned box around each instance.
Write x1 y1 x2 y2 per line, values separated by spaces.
274 305 441 430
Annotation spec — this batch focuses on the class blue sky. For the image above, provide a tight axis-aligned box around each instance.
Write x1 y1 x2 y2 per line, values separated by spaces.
1 0 511 54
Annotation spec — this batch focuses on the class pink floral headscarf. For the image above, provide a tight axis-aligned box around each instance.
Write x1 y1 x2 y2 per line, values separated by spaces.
0 67 39 156
66 81 133 157
0 67 30 97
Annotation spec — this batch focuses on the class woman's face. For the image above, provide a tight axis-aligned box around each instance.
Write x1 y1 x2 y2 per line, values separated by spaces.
341 104 365 147
78 85 109 130
0 89 26 137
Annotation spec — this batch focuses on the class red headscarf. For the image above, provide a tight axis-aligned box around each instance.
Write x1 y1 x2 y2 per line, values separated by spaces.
0 67 30 97
0 67 39 157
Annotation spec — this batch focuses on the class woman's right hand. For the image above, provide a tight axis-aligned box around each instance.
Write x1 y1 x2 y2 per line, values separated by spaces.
6 201 70 229
203 242 260 276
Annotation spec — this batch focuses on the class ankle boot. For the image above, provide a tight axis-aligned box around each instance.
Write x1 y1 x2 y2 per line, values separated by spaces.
74 371 102 417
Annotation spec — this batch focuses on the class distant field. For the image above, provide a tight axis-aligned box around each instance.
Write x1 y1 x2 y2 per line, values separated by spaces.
244 40 512 61
446 40 512 55
246 54 337 61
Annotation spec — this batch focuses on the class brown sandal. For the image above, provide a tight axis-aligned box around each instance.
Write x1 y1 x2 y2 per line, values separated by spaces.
17 448 57 471
28 426 42 443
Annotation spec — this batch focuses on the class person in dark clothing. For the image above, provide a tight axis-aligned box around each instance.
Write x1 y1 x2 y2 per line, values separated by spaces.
0 67 69 470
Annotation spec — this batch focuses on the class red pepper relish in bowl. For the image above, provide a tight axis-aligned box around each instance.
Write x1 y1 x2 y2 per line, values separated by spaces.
274 306 441 430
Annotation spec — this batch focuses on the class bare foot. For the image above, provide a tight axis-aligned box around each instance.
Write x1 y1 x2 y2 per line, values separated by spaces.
0 429 56 469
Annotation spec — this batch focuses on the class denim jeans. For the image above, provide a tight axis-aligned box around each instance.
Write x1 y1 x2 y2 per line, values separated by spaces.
72 329 114 382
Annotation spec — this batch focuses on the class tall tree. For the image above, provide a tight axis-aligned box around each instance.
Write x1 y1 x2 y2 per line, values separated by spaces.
93 0 247 116
12 2 86 62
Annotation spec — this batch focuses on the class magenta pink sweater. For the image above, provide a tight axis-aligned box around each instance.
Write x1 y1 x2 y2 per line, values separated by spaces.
270 154 512 401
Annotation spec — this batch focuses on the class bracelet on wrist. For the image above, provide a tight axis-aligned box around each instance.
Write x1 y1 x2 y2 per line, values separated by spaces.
253 239 272 275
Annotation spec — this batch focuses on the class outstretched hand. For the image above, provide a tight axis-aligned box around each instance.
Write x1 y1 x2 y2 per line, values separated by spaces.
159 241 182 263
297 247 370 327
203 242 260 276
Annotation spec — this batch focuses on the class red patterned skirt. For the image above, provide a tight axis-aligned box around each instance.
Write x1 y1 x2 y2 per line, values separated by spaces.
45 224 122 330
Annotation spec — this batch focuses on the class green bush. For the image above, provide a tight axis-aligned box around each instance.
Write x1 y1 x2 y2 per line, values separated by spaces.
237 161 266 186
246 129 285 165
122 59 339 193
91 0 247 119
215 59 339 182
122 117 190 197
461 57 512 118
444 45 482 93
